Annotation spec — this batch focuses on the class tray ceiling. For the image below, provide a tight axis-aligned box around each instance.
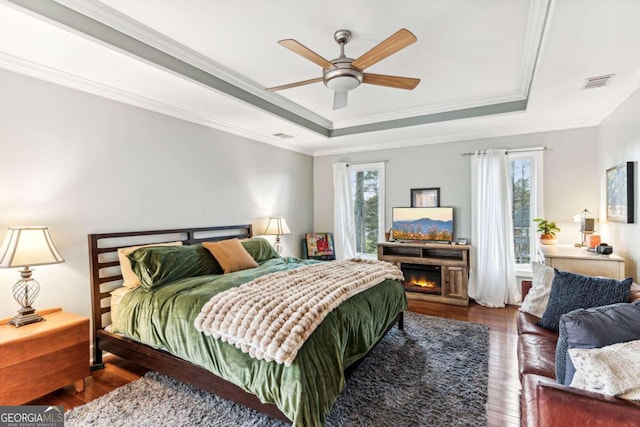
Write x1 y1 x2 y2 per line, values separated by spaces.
1 0 639 155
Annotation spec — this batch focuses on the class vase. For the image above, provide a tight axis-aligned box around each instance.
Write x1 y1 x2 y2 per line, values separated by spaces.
539 235 557 245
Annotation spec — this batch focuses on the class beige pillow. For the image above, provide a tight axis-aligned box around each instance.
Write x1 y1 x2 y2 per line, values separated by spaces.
203 239 258 274
569 339 640 400
117 241 183 288
520 262 555 318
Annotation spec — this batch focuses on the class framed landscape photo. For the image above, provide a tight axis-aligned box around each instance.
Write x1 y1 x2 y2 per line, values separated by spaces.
606 161 634 223
411 187 440 207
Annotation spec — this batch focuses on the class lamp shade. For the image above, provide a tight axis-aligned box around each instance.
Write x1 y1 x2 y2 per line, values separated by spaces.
0 226 65 268
263 217 292 236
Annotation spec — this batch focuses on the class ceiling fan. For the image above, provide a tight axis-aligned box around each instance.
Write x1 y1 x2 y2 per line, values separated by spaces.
266 29 421 110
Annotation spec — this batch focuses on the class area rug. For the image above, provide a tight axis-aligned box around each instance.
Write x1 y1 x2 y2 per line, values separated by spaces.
66 312 489 426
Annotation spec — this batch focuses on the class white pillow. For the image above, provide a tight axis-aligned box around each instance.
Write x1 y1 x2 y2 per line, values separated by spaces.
570 339 640 401
520 262 555 317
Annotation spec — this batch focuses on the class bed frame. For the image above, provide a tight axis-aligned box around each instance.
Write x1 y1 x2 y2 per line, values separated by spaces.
89 224 403 423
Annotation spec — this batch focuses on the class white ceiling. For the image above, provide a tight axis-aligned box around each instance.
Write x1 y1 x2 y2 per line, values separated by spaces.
1 0 640 156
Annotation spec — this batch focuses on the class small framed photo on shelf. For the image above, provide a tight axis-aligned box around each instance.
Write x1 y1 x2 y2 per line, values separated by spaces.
411 188 440 207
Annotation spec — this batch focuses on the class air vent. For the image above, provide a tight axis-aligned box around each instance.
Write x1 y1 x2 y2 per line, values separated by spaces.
272 133 294 139
583 74 614 89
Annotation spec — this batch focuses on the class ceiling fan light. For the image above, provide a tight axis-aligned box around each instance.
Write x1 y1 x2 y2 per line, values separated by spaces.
325 75 360 92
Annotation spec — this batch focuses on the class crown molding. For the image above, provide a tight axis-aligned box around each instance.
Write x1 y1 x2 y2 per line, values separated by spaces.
54 0 332 130
519 0 552 96
593 65 640 124
313 117 600 157
331 0 550 130
52 0 550 136
0 51 314 155
332 91 525 129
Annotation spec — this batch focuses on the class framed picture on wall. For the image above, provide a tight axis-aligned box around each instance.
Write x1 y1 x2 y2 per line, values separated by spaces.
411 188 440 207
606 161 634 223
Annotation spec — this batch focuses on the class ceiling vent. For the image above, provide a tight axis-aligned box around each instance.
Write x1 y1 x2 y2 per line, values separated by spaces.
583 74 614 89
272 133 294 139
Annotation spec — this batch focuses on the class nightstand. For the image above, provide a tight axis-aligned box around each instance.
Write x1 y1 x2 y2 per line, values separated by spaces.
0 308 90 405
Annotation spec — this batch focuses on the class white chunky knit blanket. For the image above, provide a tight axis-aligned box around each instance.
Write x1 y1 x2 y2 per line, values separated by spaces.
194 258 404 366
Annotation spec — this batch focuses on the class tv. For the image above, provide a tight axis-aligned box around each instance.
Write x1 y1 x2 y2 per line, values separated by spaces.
391 207 454 243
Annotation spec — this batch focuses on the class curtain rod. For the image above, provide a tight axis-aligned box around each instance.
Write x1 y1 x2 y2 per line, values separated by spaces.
341 160 389 166
460 146 550 156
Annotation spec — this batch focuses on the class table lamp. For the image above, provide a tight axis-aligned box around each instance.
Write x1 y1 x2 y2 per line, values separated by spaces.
572 209 597 247
0 226 65 327
263 217 291 254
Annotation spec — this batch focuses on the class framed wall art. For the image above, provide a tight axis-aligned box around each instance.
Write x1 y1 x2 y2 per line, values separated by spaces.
411 187 440 207
606 161 634 223
304 233 336 260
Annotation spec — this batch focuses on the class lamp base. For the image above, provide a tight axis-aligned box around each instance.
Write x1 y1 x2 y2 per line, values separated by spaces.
9 307 44 327
273 238 284 255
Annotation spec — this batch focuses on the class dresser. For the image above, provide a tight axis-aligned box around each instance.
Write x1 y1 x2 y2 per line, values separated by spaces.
538 244 625 279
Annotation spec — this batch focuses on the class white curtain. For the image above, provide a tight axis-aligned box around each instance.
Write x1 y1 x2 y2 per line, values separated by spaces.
469 149 520 307
333 162 356 260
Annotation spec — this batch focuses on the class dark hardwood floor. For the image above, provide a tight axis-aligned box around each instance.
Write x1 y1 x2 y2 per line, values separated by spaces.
31 300 520 426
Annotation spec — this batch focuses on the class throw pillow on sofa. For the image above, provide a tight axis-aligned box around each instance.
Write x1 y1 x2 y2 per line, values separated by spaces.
520 261 555 317
539 270 632 332
569 339 640 400
556 301 640 385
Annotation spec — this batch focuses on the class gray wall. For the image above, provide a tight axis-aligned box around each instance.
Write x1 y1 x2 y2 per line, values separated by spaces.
0 69 314 319
597 87 640 280
314 126 600 250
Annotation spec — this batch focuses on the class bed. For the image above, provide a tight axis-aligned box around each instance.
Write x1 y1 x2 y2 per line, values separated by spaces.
89 225 407 425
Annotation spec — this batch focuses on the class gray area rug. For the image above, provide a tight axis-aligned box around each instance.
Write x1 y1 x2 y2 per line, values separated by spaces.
66 312 489 426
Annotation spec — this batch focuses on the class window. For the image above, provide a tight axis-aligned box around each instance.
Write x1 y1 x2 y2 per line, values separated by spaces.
509 151 543 273
350 162 385 257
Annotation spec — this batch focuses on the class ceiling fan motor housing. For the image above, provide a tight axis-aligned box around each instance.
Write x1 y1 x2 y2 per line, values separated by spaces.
323 59 363 91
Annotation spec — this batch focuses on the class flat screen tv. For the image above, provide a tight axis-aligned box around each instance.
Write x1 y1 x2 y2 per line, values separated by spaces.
392 207 454 243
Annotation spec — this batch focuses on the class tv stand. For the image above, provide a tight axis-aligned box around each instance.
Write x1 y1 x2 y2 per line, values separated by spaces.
377 241 470 306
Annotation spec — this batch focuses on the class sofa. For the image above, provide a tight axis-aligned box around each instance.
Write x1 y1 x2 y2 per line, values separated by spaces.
518 278 640 426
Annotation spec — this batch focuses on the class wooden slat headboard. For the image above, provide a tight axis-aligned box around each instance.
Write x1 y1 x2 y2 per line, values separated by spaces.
88 224 252 337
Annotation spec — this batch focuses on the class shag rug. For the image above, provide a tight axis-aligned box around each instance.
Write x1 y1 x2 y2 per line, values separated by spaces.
66 312 489 426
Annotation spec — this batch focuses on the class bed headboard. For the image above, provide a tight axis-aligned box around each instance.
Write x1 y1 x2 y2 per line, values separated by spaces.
88 224 252 335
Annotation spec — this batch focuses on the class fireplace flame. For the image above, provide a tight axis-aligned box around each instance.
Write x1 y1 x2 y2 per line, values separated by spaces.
409 278 437 288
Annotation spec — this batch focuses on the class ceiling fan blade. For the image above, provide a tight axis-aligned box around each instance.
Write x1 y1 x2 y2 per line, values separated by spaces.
278 39 336 70
363 73 421 90
266 77 323 92
333 91 348 110
352 29 417 70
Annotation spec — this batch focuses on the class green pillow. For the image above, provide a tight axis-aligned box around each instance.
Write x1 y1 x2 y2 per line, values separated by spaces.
241 238 280 263
128 245 221 290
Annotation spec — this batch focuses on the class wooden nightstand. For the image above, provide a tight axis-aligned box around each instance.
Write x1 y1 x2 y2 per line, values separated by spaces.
0 308 90 405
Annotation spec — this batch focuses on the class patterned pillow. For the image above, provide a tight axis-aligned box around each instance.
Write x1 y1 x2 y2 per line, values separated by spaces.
520 262 555 317
539 270 632 332
556 301 640 385
570 339 640 400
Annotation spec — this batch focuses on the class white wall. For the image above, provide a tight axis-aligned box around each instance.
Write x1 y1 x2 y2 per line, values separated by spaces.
0 69 314 319
314 126 599 249
597 87 640 280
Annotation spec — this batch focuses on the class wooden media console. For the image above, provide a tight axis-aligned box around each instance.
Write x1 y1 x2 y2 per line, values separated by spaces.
378 241 470 306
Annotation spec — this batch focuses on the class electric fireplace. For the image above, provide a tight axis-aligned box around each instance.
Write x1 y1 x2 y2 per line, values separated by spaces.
401 263 441 294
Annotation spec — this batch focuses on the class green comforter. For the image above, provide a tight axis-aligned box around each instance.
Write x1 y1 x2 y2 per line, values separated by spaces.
112 257 407 426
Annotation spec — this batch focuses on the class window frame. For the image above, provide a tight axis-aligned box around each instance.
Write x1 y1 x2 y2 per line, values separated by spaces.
349 162 386 258
508 151 543 276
